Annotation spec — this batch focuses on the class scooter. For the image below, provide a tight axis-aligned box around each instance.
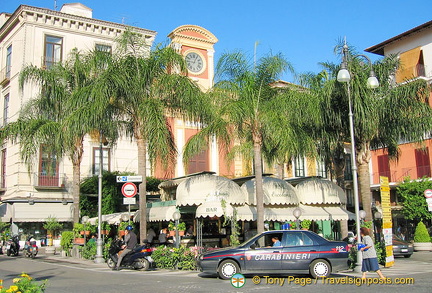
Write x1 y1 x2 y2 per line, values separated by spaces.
6 235 20 256
24 236 38 258
106 238 153 271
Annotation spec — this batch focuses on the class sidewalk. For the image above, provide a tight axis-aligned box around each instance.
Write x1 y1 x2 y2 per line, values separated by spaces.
339 251 432 278
38 246 107 268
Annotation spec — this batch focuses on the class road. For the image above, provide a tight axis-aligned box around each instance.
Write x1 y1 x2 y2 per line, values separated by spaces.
1 253 431 292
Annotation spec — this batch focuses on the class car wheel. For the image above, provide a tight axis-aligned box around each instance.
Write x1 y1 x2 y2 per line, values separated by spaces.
218 260 240 280
404 254 412 258
107 258 116 269
138 258 150 271
309 259 331 278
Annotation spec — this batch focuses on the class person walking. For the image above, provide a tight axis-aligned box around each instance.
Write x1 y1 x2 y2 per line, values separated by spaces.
359 227 385 279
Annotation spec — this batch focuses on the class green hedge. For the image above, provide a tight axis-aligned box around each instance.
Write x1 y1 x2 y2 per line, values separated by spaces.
151 246 197 270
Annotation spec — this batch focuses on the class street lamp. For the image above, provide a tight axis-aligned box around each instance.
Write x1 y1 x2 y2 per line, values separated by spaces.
293 207 302 230
94 131 104 264
337 38 379 272
359 209 366 226
173 210 181 248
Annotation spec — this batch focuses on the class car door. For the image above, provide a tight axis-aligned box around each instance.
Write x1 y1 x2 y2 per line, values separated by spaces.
244 232 283 271
280 231 317 271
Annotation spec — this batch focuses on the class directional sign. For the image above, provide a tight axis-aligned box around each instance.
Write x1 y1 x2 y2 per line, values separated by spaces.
116 176 143 183
122 182 137 198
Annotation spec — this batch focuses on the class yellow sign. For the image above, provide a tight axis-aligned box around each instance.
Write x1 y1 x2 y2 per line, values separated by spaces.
380 176 394 268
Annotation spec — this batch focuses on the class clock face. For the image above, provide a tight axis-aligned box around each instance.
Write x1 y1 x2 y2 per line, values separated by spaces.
185 52 204 73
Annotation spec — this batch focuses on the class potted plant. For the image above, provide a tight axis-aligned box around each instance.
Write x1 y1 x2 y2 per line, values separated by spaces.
73 223 85 245
101 222 111 235
413 221 432 251
168 221 186 236
301 219 312 230
43 216 63 247
60 231 74 256
118 221 130 236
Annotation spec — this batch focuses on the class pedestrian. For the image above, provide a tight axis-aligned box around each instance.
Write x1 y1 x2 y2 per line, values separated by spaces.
146 227 156 244
359 227 385 279
158 228 168 245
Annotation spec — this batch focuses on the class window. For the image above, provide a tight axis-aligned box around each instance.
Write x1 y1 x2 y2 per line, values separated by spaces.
1 148 6 188
377 154 391 181
6 45 12 79
3 94 9 126
95 44 112 53
316 158 327 178
185 129 209 174
39 146 59 186
344 154 352 180
346 188 353 207
285 232 314 246
44 35 63 68
396 47 422 83
415 147 431 178
294 156 305 177
93 147 110 175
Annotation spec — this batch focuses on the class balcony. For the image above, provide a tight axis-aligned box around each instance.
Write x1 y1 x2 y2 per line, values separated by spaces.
0 66 11 86
372 164 431 184
34 172 66 190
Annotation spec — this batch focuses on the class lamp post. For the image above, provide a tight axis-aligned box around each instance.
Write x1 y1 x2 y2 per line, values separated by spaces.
173 210 181 248
293 207 302 230
359 209 366 227
374 211 383 242
94 131 104 264
337 38 379 272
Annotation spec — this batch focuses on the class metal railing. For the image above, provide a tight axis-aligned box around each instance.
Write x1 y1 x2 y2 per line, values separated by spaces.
371 164 431 184
0 66 11 85
34 172 66 188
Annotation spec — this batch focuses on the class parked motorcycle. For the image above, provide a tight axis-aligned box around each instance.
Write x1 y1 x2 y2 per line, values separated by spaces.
107 238 153 271
24 236 38 258
6 235 20 256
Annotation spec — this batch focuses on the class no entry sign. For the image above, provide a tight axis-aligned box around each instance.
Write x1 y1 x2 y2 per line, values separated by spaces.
122 182 137 198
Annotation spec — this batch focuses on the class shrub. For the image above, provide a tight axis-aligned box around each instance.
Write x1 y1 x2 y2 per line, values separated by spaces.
414 222 430 242
60 231 74 256
375 241 386 265
81 241 97 260
151 246 197 270
301 219 312 230
0 273 47 293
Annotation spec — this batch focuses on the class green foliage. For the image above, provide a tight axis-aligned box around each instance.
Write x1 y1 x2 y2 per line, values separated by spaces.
81 241 97 260
118 221 133 232
151 246 197 270
43 216 63 234
0 273 47 293
398 178 432 221
73 223 84 238
168 221 186 231
103 238 112 260
0 222 10 241
60 231 74 256
414 222 430 242
83 223 97 234
375 241 386 265
301 219 312 230
348 246 357 269
361 221 373 229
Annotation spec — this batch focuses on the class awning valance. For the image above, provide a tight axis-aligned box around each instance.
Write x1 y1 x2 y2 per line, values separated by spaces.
296 178 346 204
176 174 245 206
234 205 256 221
322 206 355 221
88 212 128 225
12 202 73 222
241 177 298 205
195 201 233 218
134 205 179 222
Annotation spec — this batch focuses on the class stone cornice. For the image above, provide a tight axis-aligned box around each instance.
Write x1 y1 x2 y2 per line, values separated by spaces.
1 4 156 42
168 24 218 46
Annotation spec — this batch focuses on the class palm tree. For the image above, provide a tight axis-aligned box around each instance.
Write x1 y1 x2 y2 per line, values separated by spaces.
319 44 432 221
100 31 206 241
183 51 309 235
1 49 117 223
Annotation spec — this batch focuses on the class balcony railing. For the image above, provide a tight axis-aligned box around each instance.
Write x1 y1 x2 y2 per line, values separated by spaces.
0 66 11 86
34 172 66 189
372 164 432 184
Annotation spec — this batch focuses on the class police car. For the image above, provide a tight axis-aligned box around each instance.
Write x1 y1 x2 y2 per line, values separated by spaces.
197 230 349 279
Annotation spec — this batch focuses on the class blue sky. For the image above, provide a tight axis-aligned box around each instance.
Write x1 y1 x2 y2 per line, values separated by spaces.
2 1 432 82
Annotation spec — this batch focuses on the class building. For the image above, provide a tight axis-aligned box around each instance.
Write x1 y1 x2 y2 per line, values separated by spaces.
0 3 156 235
365 20 432 237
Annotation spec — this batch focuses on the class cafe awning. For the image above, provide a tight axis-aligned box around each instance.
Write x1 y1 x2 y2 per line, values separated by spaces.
176 174 245 206
133 205 179 222
296 178 346 204
241 177 298 205
234 205 256 221
195 201 234 218
322 206 356 221
88 212 128 225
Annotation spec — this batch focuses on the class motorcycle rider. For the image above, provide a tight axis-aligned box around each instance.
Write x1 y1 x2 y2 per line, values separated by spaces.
114 225 137 270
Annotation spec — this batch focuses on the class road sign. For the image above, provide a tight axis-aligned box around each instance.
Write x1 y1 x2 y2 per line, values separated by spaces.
424 189 432 198
122 182 137 198
123 197 136 205
116 176 143 183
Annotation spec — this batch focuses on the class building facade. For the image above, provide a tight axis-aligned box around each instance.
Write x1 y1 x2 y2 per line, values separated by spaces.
0 3 156 234
365 20 432 237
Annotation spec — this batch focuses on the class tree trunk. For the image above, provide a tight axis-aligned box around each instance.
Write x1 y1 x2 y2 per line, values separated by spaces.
357 142 373 221
253 140 264 236
137 136 147 244
332 144 346 189
71 141 83 223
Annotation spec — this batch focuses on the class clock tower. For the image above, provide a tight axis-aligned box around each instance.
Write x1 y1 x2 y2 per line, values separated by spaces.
168 25 218 91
